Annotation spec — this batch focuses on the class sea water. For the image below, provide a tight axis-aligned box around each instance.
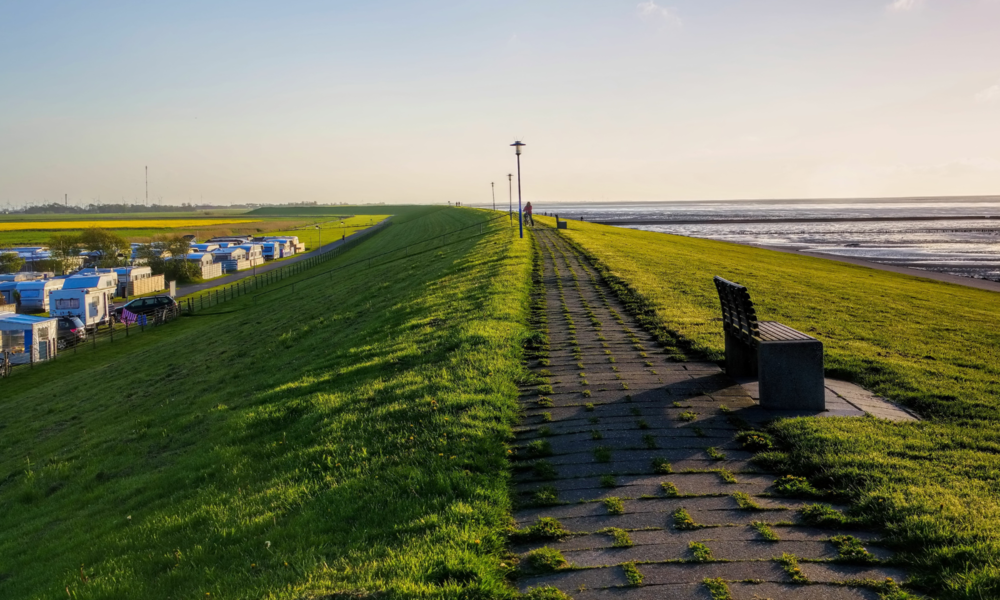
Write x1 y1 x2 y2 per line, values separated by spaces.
529 198 1000 282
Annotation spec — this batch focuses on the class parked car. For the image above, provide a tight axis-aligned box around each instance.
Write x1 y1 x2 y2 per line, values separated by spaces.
56 316 87 350
113 295 179 323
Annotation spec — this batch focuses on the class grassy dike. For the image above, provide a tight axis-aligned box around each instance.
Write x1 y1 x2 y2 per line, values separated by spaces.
0 207 532 600
541 216 1000 599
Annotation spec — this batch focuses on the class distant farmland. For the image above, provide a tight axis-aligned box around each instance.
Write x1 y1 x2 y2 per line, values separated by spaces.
0 213 313 245
0 218 261 231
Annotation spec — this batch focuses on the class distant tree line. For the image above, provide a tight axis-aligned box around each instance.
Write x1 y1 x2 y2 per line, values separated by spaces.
9 203 213 215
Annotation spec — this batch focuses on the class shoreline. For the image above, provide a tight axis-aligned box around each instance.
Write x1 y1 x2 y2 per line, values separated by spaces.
591 215 999 226
741 242 1000 293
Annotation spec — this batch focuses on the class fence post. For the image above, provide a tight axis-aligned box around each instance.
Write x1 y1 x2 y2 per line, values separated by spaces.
126 321 129 337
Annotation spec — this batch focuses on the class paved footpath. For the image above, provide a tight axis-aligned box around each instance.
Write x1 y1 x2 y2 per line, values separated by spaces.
511 229 908 600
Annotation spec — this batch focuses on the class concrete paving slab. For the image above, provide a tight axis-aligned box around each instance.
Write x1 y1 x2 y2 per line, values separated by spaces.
798 563 909 584
728 582 880 600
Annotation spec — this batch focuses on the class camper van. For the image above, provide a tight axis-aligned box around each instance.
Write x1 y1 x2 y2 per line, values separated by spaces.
15 278 65 312
48 274 117 330
0 314 58 364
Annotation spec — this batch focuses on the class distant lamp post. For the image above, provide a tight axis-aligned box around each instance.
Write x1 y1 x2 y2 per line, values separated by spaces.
315 224 322 252
491 182 496 211
508 173 513 225
511 141 526 238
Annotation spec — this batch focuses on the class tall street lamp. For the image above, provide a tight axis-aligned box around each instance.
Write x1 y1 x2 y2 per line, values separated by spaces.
511 141 526 238
316 225 322 252
491 182 496 211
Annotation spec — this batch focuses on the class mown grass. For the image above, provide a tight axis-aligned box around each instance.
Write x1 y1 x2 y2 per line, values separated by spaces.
0 207 532 599
544 216 1000 599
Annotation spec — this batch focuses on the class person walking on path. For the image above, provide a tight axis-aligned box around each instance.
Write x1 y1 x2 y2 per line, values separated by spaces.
524 202 535 227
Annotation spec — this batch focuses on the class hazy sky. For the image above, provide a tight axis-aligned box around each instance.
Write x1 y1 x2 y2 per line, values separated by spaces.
1 1 998 206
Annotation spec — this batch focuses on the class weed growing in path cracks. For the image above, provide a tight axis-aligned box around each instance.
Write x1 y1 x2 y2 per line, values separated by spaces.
600 474 616 488
706 447 726 461
594 446 612 463
621 561 643 586
703 577 732 600
533 461 558 480
830 535 878 564
689 541 714 562
599 527 633 547
672 507 700 530
523 587 571 600
716 469 738 484
509 517 570 542
522 548 569 575
661 482 680 497
533 486 560 506
736 430 774 452
777 553 809 584
603 497 625 515
751 521 779 542
527 440 553 458
733 491 766 511
678 411 697 422
652 458 673 474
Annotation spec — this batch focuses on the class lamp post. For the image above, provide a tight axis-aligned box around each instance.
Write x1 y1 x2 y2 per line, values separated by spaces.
315 225 322 253
491 182 495 211
507 173 513 226
511 141 526 238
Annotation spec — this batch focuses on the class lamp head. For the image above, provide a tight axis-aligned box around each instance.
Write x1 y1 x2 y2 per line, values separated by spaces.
511 140 526 156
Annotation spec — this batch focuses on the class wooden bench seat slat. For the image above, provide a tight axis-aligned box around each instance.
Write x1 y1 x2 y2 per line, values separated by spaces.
758 321 814 342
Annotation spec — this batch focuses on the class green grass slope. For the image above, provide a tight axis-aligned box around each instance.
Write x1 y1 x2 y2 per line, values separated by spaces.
247 206 428 218
0 207 532 599
548 217 1000 599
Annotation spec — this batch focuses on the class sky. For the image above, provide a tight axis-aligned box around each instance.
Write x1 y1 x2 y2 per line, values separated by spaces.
1 0 998 206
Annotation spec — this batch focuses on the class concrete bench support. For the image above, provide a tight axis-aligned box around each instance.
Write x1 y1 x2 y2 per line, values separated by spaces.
757 339 825 410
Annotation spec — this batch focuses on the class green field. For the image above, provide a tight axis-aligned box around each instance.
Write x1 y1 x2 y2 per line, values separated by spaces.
0 206 434 246
0 207 532 599
545 216 1000 599
0 211 248 221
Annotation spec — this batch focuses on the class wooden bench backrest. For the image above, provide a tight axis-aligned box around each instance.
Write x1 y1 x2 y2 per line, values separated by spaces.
713 276 759 344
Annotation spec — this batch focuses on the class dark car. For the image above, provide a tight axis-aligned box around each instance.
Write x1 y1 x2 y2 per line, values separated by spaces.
114 295 179 323
56 316 87 350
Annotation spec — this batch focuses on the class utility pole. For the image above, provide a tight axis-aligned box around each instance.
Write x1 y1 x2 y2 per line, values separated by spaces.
491 182 495 211
64 193 67 207
145 166 148 207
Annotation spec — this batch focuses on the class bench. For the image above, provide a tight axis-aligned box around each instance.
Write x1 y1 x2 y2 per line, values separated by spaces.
713 276 825 410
